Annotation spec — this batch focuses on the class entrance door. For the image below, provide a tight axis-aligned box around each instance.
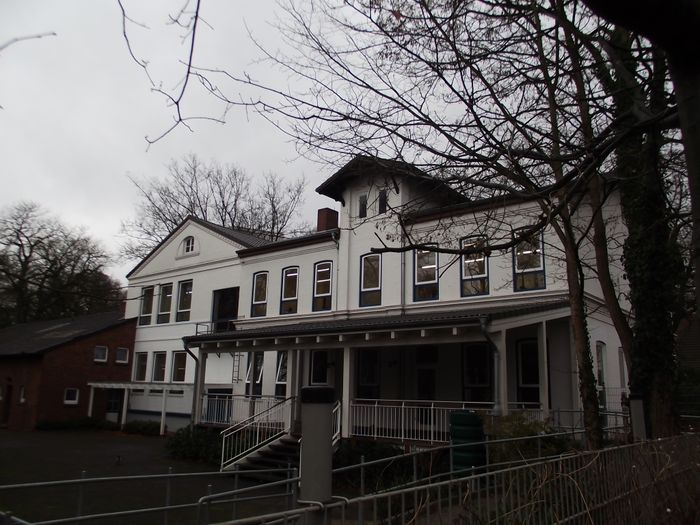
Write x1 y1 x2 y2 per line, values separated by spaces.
415 346 438 400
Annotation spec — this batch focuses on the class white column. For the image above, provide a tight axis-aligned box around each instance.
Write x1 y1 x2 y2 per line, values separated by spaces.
120 388 129 429
538 321 550 416
341 346 354 438
160 389 168 436
194 353 208 424
87 386 95 418
496 331 509 415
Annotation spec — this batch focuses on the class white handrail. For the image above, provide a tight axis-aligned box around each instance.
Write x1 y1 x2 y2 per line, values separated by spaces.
220 396 295 471
331 400 341 445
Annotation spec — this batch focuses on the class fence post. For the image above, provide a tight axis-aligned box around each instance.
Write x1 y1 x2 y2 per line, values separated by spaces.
164 466 172 525
76 470 86 517
373 401 378 439
360 455 365 525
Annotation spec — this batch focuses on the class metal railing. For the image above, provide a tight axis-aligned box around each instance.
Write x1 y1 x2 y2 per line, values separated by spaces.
332 401 342 446
201 395 282 426
220 397 295 471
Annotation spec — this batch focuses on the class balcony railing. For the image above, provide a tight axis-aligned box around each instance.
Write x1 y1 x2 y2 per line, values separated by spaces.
201 394 282 426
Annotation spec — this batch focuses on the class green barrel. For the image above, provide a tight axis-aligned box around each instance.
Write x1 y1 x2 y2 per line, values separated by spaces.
450 410 486 471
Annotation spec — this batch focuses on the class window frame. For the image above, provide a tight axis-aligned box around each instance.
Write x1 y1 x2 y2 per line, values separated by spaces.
280 266 299 315
134 352 148 381
359 253 382 307
378 189 388 214
275 351 288 398
251 272 268 317
183 236 195 254
461 236 489 297
157 283 173 324
245 351 264 397
171 351 187 382
513 230 546 292
115 347 129 364
176 280 193 322
93 345 108 363
312 261 333 312
413 246 439 302
152 352 167 382
358 194 368 218
139 286 154 326
63 388 80 406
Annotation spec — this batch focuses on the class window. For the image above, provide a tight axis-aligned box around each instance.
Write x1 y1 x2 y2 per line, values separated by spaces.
280 267 299 315
378 189 388 214
19 386 26 404
463 343 492 402
172 352 187 382
251 272 268 317
245 352 264 397
414 247 439 301
360 254 381 307
313 261 333 311
357 349 379 398
516 339 540 404
310 350 329 385
152 352 167 382
618 347 628 388
63 388 79 405
139 286 154 325
157 283 173 324
212 287 239 332
106 390 121 412
134 353 148 381
183 236 195 254
513 230 545 291
358 194 368 218
93 345 108 363
176 280 193 322
461 236 489 296
115 347 129 364
275 351 288 398
595 342 606 387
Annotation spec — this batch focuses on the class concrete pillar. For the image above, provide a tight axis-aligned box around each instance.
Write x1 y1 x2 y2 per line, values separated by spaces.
341 346 354 438
495 331 509 415
193 353 208 425
160 389 168 436
290 349 302 434
299 385 334 520
87 386 95 418
538 321 550 416
120 388 129 429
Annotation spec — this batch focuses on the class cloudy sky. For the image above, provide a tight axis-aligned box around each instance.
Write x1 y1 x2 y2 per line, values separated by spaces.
1 1 338 282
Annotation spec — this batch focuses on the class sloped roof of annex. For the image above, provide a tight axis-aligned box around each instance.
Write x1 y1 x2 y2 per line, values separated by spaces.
126 216 271 279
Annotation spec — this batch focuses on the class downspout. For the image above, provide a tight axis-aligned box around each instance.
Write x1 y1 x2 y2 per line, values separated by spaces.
183 341 199 427
479 316 502 416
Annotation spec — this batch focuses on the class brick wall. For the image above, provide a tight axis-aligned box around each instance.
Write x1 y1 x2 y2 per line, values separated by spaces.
0 356 43 431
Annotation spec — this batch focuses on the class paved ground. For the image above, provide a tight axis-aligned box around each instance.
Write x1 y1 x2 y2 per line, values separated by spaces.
0 429 286 524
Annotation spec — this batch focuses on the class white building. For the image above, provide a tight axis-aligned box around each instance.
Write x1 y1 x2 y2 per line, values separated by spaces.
124 156 629 445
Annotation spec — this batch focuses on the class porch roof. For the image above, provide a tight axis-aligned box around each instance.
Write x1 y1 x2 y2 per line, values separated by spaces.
184 299 569 346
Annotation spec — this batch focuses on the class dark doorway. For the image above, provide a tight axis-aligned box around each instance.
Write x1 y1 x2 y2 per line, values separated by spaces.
212 287 239 332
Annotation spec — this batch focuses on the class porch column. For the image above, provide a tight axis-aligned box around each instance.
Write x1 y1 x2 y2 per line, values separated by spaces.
290 349 302 433
491 331 508 416
160 389 168 436
120 388 129 429
341 346 354 438
87 386 95 418
538 321 550 417
193 353 208 425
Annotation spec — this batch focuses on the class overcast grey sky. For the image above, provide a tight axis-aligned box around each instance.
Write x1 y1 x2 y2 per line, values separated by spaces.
1 1 337 282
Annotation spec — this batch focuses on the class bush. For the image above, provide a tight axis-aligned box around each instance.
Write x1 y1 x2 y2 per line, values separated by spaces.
36 417 119 431
122 420 162 436
166 426 221 465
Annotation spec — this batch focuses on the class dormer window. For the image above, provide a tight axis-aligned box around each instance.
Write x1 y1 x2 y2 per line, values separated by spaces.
184 236 195 253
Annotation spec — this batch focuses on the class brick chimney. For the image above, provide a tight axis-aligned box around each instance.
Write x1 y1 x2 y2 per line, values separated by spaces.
316 208 339 231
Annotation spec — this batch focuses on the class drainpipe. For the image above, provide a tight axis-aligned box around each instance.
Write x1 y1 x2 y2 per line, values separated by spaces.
479 316 502 416
183 341 199 427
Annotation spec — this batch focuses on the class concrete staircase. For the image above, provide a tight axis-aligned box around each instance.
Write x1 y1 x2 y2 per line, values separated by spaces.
233 434 301 483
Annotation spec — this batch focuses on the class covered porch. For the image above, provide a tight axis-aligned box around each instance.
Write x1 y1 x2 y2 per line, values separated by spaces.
186 299 578 445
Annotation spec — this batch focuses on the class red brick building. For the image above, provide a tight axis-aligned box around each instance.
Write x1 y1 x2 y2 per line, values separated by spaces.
0 312 136 431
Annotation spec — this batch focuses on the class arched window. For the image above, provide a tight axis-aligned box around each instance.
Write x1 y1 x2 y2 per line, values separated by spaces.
183 236 195 254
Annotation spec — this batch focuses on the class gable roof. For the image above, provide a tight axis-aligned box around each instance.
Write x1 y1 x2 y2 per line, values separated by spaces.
237 229 340 258
126 216 270 278
316 155 467 205
0 312 135 357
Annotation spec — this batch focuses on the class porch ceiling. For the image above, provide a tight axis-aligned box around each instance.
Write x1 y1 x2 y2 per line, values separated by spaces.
186 299 570 352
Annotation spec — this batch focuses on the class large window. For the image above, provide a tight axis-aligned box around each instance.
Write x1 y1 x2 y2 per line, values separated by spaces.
280 267 299 315
275 351 288 398
212 287 239 332
310 350 329 385
251 272 268 317
172 351 187 382
158 283 173 324
139 286 154 326
134 353 148 381
245 351 264 397
463 343 492 402
513 230 545 291
357 349 379 398
313 261 333 311
414 247 439 301
360 254 381 307
152 352 167 382
176 281 193 322
461 237 489 296
516 339 540 404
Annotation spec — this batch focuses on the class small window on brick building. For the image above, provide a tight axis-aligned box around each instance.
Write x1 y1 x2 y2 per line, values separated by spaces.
19 386 26 404
115 347 129 364
94 346 108 363
64 388 79 405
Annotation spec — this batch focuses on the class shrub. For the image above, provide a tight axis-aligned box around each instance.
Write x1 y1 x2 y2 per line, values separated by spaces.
36 417 119 431
166 426 221 465
122 420 162 436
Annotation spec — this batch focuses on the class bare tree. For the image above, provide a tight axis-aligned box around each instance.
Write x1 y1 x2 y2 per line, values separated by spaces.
0 202 123 327
120 154 308 259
